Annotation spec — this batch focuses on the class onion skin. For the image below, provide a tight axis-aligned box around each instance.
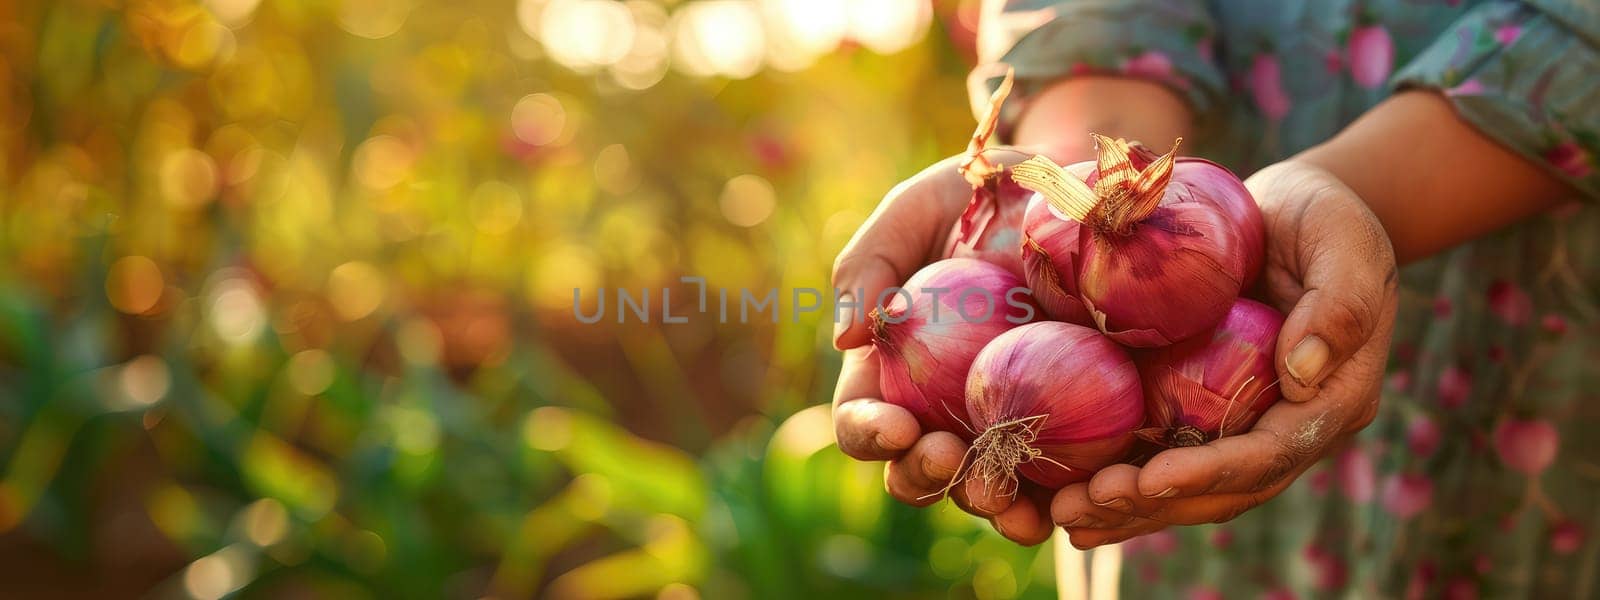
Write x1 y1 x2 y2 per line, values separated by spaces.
1014 138 1264 346
872 258 1034 435
946 171 1030 279
1136 298 1284 447
945 69 1029 279
964 322 1143 489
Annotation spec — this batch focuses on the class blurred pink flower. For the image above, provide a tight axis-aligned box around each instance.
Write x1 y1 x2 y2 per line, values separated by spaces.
1249 54 1292 120
1407 416 1441 456
1447 79 1485 96
1381 473 1435 519
1551 521 1586 554
1303 545 1348 591
1337 446 1376 504
1487 280 1532 325
1544 141 1594 178
1541 313 1569 335
1210 527 1234 549
1494 418 1559 475
1495 23 1521 46
1387 369 1412 393
1323 50 1344 74
1348 25 1395 89
1123 50 1174 79
1437 366 1472 409
1433 296 1453 318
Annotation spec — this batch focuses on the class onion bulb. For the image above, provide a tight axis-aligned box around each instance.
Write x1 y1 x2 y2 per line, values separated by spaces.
963 322 1143 489
944 69 1029 279
1012 136 1264 346
871 258 1035 435
1136 298 1284 447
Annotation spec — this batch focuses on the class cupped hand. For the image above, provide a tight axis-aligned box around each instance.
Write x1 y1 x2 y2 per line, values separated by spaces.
831 148 1055 546
1052 159 1399 549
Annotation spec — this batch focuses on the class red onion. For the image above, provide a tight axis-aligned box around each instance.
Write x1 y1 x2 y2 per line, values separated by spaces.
962 321 1143 490
871 258 1034 435
945 69 1028 279
1136 298 1284 447
1013 135 1264 346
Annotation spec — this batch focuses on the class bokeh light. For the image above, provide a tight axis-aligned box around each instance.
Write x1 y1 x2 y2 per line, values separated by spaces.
538 0 637 71
719 174 777 227
673 1 767 79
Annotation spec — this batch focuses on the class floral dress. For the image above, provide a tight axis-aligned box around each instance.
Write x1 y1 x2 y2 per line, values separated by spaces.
972 1 1600 597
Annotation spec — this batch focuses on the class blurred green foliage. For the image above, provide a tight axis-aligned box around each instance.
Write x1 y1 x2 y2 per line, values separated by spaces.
0 0 1060 597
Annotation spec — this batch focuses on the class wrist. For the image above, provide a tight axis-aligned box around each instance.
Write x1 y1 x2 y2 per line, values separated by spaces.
1011 76 1192 165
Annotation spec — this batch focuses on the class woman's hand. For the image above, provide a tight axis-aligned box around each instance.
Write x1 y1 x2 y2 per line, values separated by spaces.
1051 160 1399 548
832 148 1057 546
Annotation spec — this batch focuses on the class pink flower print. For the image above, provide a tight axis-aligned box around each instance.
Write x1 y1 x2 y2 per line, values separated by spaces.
1347 25 1395 89
1337 446 1376 504
1437 366 1472 408
1550 521 1586 555
1486 280 1532 325
1407 416 1441 457
1323 50 1344 74
1544 141 1594 178
1493 418 1559 475
1381 473 1435 519
1432 296 1452 318
1123 50 1174 80
1210 527 1234 549
1541 313 1568 335
1249 54 1292 120
1447 79 1485 96
1495 23 1522 46
1303 545 1348 591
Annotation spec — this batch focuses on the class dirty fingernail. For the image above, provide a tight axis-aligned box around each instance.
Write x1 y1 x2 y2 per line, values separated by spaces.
1092 497 1131 511
1286 335 1330 386
1145 486 1178 499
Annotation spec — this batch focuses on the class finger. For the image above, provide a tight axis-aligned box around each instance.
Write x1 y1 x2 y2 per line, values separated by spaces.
990 492 1052 546
1118 487 1285 526
884 432 967 506
1064 522 1168 550
1084 464 1168 522
832 348 919 460
957 470 1017 517
1135 400 1340 499
1260 185 1397 393
832 154 1000 350
1051 483 1149 529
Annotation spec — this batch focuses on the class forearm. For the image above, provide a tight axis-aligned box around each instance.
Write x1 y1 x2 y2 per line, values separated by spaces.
1012 77 1193 164
1297 91 1574 265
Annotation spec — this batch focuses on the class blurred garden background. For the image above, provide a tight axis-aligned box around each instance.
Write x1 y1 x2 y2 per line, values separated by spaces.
0 0 1075 597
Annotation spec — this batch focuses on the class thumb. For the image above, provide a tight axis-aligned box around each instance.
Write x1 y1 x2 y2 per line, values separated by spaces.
1272 200 1397 398
831 157 977 350
831 252 907 350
